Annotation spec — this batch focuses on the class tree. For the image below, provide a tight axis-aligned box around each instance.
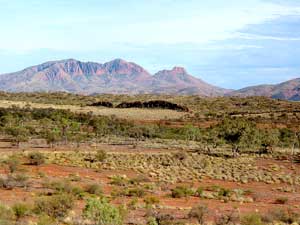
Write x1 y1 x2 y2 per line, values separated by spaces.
83 198 124 225
6 126 29 148
259 129 280 154
217 118 260 157
44 128 61 148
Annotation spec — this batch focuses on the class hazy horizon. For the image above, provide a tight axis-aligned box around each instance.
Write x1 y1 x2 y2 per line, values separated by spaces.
0 0 299 89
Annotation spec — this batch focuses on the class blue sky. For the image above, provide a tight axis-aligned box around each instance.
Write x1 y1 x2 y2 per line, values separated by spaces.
0 0 299 89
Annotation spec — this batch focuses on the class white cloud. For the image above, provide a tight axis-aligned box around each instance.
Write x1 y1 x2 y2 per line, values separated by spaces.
0 0 300 52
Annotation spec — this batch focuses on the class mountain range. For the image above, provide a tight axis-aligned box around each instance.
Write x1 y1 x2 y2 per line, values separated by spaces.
0 59 228 96
0 58 299 100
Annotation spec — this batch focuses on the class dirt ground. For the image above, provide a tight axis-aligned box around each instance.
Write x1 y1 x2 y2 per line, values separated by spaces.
0 143 300 224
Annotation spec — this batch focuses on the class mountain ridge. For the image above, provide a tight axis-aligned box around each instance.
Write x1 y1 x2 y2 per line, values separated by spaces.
229 78 300 101
0 59 230 96
1 58 300 100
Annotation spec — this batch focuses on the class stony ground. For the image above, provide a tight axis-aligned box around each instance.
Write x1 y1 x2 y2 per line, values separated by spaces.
0 143 299 224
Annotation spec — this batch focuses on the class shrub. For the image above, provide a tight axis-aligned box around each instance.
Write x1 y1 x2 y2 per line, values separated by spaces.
171 186 194 198
218 188 232 198
5 155 21 173
147 217 158 225
0 203 15 224
27 152 45 166
150 212 178 225
83 198 124 225
274 196 288 204
129 174 151 184
85 183 103 196
188 204 208 225
12 203 29 220
34 194 74 218
0 174 28 190
215 210 240 225
195 187 204 197
128 187 146 197
44 179 84 199
144 196 160 206
128 197 138 210
95 149 107 162
263 208 300 224
173 151 187 161
241 213 264 225
110 175 128 186
13 173 29 187
36 215 56 225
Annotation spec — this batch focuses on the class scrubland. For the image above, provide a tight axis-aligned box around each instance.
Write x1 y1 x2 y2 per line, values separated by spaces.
0 93 299 224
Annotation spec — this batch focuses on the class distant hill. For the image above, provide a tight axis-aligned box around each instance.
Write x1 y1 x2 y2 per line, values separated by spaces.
0 59 229 96
228 78 300 101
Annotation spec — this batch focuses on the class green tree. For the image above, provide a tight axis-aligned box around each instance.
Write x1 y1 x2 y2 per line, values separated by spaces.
217 118 260 157
259 129 280 154
6 126 29 148
44 128 61 148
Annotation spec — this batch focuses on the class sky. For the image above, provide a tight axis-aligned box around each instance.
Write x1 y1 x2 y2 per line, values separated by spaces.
0 0 299 89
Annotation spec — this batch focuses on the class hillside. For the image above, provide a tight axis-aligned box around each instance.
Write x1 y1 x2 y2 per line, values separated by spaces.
229 78 300 100
0 59 229 96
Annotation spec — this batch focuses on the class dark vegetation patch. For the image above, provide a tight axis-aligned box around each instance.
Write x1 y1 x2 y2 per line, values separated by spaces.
89 99 189 112
116 100 189 112
89 101 113 107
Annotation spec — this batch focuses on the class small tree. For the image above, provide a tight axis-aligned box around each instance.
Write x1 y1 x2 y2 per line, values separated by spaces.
44 128 61 148
6 126 29 148
83 198 124 225
217 118 260 157
259 129 280 154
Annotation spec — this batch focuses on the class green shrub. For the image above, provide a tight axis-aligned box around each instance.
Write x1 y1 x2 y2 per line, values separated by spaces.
0 203 15 224
147 217 158 225
12 203 29 220
218 188 232 198
144 196 160 206
27 152 45 166
34 194 74 218
171 186 194 198
36 215 56 225
44 179 84 199
83 198 124 225
195 187 204 197
127 187 146 197
110 175 128 186
128 197 138 210
241 213 264 225
95 149 107 162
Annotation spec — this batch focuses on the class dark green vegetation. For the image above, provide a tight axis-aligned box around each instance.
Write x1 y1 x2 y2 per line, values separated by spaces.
0 104 299 157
